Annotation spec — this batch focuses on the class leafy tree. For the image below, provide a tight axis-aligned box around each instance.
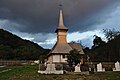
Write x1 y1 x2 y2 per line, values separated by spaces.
67 49 82 67
83 47 90 53
0 44 15 59
103 29 120 41
92 35 105 49
90 34 120 62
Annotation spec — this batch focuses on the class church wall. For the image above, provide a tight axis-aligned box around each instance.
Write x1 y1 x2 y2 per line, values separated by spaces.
53 55 61 62
57 30 67 43
61 55 67 62
48 56 53 63
57 30 66 35
57 35 67 43
48 55 68 63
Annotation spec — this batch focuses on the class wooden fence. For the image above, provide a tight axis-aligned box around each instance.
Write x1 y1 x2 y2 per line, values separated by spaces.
0 60 33 66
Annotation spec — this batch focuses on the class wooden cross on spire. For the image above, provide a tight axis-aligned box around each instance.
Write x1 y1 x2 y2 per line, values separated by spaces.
59 4 63 10
55 4 68 32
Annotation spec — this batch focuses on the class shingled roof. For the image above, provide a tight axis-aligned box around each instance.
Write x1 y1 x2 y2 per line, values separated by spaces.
48 43 84 56
49 43 72 54
69 43 84 54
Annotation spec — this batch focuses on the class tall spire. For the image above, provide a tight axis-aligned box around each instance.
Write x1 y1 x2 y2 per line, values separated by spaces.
55 7 68 32
59 10 64 27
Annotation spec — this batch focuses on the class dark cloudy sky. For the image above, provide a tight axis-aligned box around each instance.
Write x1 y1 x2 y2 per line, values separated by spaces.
0 0 120 49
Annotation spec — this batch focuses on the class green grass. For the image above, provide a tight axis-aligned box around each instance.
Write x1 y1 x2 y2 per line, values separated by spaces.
0 65 38 80
0 65 120 80
0 66 7 72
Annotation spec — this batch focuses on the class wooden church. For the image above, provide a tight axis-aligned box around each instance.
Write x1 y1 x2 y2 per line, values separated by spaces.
47 10 84 64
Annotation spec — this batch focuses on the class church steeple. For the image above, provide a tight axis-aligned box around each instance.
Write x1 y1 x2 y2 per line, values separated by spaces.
55 9 68 43
55 9 68 33
59 10 64 27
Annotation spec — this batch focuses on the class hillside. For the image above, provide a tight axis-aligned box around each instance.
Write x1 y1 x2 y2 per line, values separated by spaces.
0 29 50 60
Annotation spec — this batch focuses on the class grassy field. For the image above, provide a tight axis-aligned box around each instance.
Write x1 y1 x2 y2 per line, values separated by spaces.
0 65 120 80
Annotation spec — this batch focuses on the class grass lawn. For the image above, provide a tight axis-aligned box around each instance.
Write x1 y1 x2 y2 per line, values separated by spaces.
0 65 120 80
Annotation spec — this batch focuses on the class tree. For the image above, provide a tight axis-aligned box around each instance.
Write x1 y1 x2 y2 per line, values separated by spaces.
92 35 105 49
0 44 15 59
90 34 120 62
103 29 120 41
67 49 82 67
83 47 90 53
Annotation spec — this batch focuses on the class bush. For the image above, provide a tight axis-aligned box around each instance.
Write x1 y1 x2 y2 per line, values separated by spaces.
39 64 46 71
80 64 89 71
105 67 113 71
55 64 63 70
63 64 71 71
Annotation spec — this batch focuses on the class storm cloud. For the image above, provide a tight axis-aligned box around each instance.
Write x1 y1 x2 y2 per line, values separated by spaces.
0 0 114 33
0 0 120 48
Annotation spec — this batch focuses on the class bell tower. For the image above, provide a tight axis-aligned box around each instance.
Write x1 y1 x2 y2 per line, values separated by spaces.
55 10 68 43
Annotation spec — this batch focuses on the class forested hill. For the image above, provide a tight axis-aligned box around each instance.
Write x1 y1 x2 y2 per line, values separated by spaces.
89 34 120 62
0 29 50 60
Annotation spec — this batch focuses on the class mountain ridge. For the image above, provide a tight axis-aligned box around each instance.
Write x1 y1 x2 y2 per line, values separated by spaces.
0 29 50 60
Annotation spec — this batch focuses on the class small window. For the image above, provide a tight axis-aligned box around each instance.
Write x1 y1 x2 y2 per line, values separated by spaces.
63 55 65 58
63 55 67 58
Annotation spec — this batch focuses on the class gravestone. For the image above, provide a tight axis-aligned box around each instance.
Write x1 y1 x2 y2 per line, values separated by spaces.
114 61 120 71
74 63 81 72
97 63 105 72
38 63 63 74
